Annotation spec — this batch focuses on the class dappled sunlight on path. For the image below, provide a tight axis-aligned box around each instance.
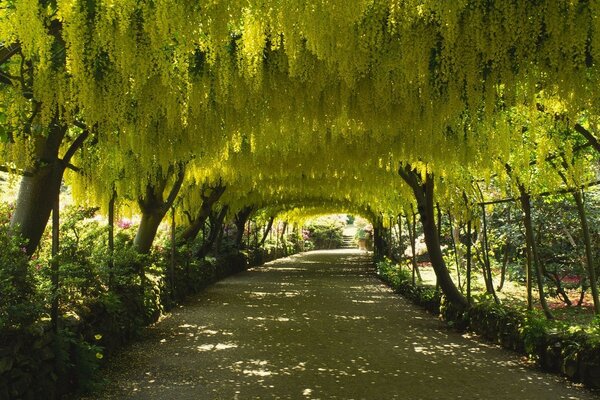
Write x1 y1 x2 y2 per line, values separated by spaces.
84 250 597 399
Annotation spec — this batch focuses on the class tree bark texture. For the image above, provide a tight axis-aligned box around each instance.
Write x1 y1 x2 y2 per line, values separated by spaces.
234 206 254 248
519 189 553 319
133 167 185 254
179 184 226 243
398 164 468 309
11 123 67 255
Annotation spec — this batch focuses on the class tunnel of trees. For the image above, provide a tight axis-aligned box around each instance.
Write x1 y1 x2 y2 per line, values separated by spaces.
2 1 600 398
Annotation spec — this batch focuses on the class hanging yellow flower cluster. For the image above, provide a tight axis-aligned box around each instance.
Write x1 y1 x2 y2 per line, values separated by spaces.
0 0 598 220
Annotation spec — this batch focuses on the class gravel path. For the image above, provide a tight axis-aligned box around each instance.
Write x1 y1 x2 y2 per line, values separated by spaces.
84 250 598 399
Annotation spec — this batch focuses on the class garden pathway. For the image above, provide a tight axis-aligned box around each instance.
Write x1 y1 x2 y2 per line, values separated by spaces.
84 250 598 399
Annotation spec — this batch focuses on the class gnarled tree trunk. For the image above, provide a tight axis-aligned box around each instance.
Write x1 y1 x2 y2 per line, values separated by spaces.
196 205 229 258
178 183 226 244
11 121 89 255
373 217 388 261
233 206 254 249
399 164 468 309
133 166 185 254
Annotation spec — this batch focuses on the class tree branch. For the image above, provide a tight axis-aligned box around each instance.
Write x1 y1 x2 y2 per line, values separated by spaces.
0 43 20 67
478 180 600 206
65 163 81 174
0 70 16 85
535 102 600 155
62 128 90 164
164 166 186 209
573 124 600 154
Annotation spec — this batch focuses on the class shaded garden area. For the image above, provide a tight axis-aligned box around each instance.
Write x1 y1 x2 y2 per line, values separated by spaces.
80 251 597 400
3 1 600 398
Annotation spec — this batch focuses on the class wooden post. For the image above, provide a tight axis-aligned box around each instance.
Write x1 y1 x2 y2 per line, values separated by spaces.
448 213 462 291
397 214 403 265
51 194 60 333
466 220 472 305
574 189 600 314
108 190 115 289
480 203 499 303
170 206 176 300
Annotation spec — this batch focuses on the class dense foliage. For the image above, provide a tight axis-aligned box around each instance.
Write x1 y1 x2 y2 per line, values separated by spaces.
1 1 599 218
0 203 302 398
303 215 346 250
3 0 600 396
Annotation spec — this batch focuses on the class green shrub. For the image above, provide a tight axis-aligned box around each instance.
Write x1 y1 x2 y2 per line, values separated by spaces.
0 203 41 332
304 216 345 249
520 311 551 354
0 201 286 398
376 258 440 313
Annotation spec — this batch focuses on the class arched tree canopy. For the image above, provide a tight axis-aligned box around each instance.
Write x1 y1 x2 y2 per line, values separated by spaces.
1 0 599 224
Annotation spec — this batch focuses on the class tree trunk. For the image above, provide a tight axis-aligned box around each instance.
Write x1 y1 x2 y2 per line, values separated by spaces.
552 158 599 313
399 164 467 309
497 241 510 292
480 204 499 303
519 189 553 319
178 184 226 243
134 210 167 254
373 218 386 261
11 123 67 255
234 206 254 248
196 206 229 258
279 221 288 253
259 216 275 247
573 189 600 314
578 284 588 307
133 167 185 254
544 270 572 306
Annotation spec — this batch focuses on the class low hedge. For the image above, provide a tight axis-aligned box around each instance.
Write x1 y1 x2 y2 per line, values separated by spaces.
0 251 250 400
